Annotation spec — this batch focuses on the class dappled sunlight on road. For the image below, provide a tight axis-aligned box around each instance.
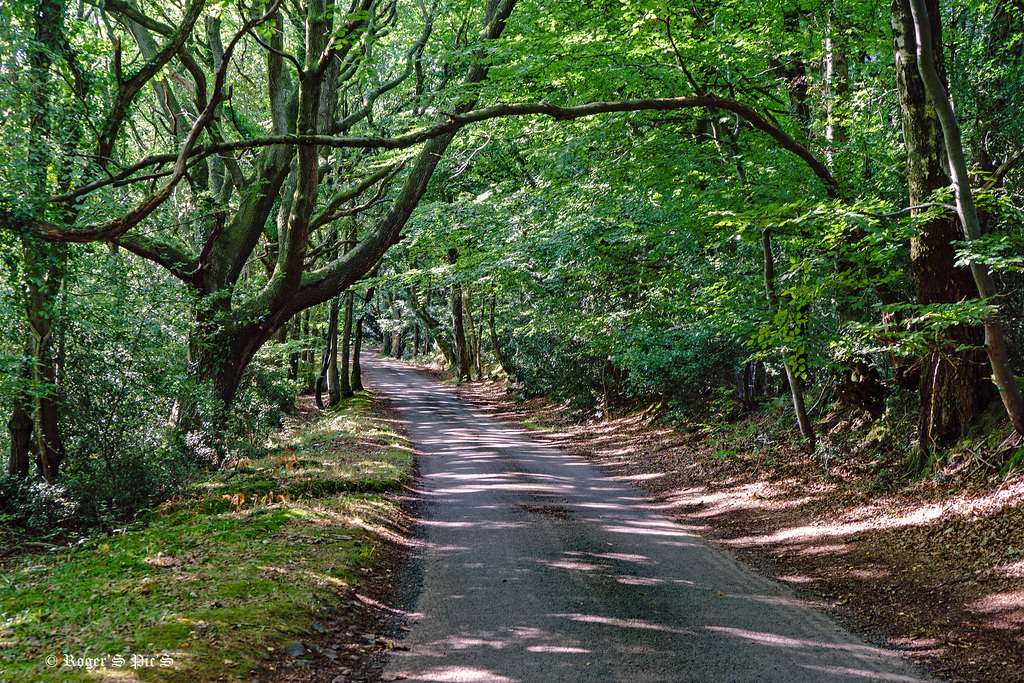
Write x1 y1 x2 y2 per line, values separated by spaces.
567 550 655 564
364 355 933 682
793 665 929 682
526 645 591 653
550 613 699 635
706 626 896 657
540 558 608 572
406 666 521 682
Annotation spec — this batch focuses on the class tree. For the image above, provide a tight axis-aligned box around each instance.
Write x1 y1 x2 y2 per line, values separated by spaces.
906 0 1024 439
892 0 995 459
8 0 1024 480
5 0 522 462
447 248 472 381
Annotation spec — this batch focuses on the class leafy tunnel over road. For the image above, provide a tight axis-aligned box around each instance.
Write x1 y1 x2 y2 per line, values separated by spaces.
362 354 935 683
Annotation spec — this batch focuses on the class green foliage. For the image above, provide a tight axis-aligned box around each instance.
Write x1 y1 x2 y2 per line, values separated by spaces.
59 447 190 531
840 300 994 358
227 348 297 454
955 230 1024 274
0 476 78 534
4 0 1024 526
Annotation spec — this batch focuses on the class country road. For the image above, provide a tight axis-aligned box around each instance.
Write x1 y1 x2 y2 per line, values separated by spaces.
363 354 934 683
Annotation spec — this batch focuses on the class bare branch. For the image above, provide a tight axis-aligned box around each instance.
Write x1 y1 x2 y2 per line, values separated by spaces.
90 0 174 36
98 0 206 162
335 0 436 134
31 93 839 241
310 162 405 233
981 146 1024 191
311 164 406 237
24 0 284 243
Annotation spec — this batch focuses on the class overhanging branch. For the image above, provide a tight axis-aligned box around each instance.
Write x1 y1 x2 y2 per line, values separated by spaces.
39 93 840 228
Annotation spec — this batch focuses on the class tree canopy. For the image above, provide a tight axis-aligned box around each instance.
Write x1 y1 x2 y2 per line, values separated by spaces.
3 0 1024 521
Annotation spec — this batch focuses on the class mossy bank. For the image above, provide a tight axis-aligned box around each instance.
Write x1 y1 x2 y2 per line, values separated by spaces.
0 391 412 682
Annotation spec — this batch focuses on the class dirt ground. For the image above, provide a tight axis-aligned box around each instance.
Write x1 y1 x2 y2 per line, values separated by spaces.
442 379 1024 683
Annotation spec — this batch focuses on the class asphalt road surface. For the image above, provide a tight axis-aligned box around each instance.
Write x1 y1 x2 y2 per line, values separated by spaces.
365 354 933 683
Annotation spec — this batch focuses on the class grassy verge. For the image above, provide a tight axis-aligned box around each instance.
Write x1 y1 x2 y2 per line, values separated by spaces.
0 392 412 682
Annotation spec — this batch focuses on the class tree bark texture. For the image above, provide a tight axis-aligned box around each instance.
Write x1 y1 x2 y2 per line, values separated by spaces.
339 289 354 399
448 249 472 381
892 0 994 457
907 0 1024 439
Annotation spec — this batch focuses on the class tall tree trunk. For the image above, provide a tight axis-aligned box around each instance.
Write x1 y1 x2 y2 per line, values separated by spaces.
339 289 354 399
269 321 289 377
448 249 472 381
381 291 393 356
463 287 479 379
30 326 66 480
892 0 994 462
177 320 275 461
301 309 313 391
476 296 486 379
394 330 406 359
327 293 341 406
424 288 433 353
907 0 1024 439
824 7 852 178
763 229 816 449
289 317 300 382
488 292 515 377
315 337 331 409
391 290 405 359
7 397 35 477
351 286 374 392
351 316 365 391
781 9 811 135
14 0 68 480
20 244 67 480
8 335 36 477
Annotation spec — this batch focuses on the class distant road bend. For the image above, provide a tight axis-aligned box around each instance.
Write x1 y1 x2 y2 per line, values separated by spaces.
365 354 934 683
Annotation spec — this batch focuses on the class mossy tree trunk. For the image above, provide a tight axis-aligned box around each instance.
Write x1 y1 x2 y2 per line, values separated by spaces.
448 249 472 381
892 0 995 463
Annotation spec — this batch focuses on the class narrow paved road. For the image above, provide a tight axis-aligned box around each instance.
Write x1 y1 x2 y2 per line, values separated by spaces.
365 355 933 683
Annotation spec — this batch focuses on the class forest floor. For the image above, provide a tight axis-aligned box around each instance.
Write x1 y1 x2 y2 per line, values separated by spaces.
436 374 1024 683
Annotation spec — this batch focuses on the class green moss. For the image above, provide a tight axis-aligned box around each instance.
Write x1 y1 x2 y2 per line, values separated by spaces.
0 392 412 682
